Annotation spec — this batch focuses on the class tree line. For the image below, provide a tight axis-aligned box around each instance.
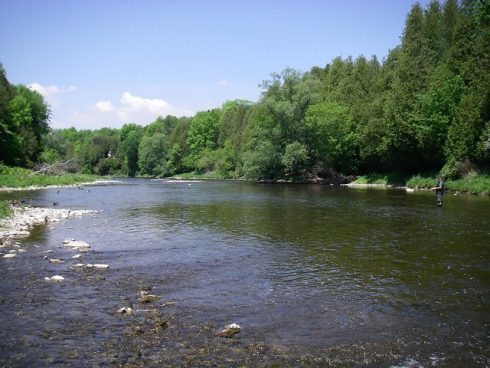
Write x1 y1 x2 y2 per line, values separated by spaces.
1 0 489 180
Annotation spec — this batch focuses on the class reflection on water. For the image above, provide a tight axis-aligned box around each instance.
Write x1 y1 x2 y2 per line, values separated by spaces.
1 179 489 365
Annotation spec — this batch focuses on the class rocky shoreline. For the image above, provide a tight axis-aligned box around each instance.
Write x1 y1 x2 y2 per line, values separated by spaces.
0 203 96 245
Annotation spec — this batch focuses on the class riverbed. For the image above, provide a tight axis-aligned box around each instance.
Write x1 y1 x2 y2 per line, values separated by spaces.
0 179 489 366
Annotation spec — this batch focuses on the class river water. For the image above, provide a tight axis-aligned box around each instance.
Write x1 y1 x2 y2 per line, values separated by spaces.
0 179 489 366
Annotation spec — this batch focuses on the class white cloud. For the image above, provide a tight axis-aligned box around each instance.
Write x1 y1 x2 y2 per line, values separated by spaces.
28 82 77 97
94 100 115 112
218 80 229 86
27 82 77 108
69 91 194 129
120 92 170 113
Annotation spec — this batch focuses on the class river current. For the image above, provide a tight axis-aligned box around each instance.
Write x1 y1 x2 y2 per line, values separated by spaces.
0 179 489 366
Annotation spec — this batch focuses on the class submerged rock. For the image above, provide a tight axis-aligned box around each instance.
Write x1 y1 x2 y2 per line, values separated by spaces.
48 258 64 264
45 275 64 282
139 291 161 303
63 239 91 251
218 323 241 338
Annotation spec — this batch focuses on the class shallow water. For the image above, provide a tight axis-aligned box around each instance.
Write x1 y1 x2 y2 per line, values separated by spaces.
1 179 489 366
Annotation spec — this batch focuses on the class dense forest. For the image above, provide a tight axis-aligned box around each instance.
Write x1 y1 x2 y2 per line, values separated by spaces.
1 0 489 181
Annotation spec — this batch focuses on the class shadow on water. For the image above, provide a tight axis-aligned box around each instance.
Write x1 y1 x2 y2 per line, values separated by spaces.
0 179 489 366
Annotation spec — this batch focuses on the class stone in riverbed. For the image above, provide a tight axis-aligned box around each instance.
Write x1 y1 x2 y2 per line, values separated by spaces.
139 291 161 303
62 239 91 251
72 254 82 260
45 275 64 282
71 263 109 270
218 323 241 338
49 258 64 264
2 253 17 259
118 307 133 315
86 263 110 269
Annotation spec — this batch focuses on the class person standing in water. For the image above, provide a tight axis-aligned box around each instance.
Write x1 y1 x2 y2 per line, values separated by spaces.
431 176 445 206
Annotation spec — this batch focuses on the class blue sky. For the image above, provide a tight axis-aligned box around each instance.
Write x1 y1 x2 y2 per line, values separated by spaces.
0 0 431 129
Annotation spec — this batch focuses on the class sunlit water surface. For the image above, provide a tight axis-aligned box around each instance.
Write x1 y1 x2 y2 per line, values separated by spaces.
1 179 489 366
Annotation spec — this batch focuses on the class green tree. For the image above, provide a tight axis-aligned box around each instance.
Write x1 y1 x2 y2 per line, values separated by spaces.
281 141 309 176
120 123 143 177
8 85 50 166
305 102 356 172
138 133 166 176
260 67 322 144
186 109 221 164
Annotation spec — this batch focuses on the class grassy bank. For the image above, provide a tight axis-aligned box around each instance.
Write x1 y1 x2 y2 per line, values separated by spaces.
0 164 100 189
354 172 490 195
407 172 490 195
0 201 11 219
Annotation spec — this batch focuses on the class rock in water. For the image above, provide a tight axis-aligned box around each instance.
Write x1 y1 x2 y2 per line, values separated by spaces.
139 291 161 303
45 275 64 282
118 307 133 315
62 239 91 251
218 323 241 338
2 253 17 259
48 258 64 264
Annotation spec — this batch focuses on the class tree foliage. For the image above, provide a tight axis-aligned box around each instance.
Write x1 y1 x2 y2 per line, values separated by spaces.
2 0 488 181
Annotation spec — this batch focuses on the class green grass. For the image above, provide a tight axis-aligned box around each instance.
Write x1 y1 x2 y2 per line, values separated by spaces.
0 200 11 219
406 172 490 195
353 171 489 194
0 164 100 189
353 175 389 185
353 173 409 185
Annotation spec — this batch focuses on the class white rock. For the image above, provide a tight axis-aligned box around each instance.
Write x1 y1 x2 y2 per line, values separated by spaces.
72 254 82 259
48 258 64 264
2 253 17 259
63 239 91 250
93 264 109 269
18 249 26 253
45 275 64 282
118 307 133 315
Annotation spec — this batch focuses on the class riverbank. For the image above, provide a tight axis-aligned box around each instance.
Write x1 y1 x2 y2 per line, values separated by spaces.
0 164 108 191
354 172 490 195
170 171 490 195
0 202 95 244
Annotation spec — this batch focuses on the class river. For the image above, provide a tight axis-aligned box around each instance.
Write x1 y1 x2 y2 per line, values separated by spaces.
0 179 489 366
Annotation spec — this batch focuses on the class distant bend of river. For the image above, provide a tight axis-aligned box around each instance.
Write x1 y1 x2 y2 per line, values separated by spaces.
0 178 489 367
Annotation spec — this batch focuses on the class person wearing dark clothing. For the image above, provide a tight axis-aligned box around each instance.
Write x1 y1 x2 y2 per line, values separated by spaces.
431 176 445 206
